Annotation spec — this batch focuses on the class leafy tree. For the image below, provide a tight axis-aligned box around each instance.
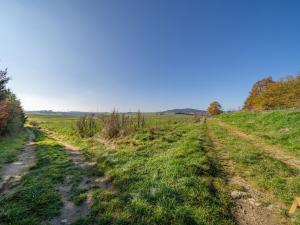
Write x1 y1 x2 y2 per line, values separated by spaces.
243 77 274 111
208 101 223 115
5 90 27 134
0 69 26 136
0 99 9 134
243 75 300 111
0 69 9 101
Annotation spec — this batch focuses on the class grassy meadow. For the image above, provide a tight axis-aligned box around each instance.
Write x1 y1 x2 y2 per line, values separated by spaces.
0 111 299 224
217 110 300 156
26 114 235 225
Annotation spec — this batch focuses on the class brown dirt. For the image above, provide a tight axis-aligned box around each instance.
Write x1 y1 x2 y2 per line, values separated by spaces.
216 120 300 170
50 139 114 225
207 124 289 225
0 129 36 195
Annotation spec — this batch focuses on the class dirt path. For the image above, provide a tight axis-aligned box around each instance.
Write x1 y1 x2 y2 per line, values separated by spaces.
0 129 36 195
207 124 288 225
50 139 114 225
215 120 300 170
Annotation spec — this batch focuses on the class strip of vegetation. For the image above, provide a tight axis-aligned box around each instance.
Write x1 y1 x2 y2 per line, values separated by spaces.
208 120 300 206
30 115 235 225
217 110 300 156
0 129 84 225
0 130 28 171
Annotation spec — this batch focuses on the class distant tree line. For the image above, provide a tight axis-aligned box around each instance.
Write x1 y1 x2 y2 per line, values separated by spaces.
0 69 26 136
243 75 300 111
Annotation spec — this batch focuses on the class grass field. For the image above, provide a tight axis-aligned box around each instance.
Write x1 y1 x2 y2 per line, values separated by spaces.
1 111 299 224
217 110 300 156
27 114 235 225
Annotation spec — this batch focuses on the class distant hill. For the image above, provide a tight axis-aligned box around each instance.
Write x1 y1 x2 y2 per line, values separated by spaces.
26 110 100 116
161 108 207 115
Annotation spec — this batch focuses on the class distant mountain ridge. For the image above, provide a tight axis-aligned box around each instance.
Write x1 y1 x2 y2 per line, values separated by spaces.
161 108 207 115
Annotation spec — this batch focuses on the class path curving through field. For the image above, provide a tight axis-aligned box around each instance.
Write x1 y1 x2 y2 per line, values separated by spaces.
215 120 300 170
0 129 36 195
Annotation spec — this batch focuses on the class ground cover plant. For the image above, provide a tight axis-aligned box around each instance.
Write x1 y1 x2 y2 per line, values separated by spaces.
28 114 235 225
217 110 300 156
0 130 28 171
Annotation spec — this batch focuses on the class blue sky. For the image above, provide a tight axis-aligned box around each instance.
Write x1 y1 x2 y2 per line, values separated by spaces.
1 0 300 112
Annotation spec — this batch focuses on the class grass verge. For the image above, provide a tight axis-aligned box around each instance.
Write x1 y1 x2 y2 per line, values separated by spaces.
0 130 28 172
217 110 300 156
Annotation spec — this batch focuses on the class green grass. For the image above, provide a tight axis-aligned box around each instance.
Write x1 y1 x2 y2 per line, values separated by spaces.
29 115 234 225
0 129 88 225
217 110 300 156
0 130 28 171
208 119 300 205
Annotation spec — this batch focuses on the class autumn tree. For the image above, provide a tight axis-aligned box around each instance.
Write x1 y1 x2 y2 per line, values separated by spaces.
243 75 300 111
243 77 274 111
0 68 26 135
208 101 223 115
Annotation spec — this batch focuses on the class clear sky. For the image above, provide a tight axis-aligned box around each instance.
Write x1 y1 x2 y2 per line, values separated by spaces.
1 0 300 112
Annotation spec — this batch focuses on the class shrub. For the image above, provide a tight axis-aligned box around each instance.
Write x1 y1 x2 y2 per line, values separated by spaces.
102 110 121 139
102 110 146 139
76 115 98 138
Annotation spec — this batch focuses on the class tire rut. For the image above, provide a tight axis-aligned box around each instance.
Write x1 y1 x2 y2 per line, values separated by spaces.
0 129 36 195
50 139 114 225
207 122 288 225
215 120 300 170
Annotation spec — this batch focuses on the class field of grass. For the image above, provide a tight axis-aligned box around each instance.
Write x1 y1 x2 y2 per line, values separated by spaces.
0 129 89 225
217 110 300 156
11 111 300 224
28 114 235 225
208 120 300 205
0 130 28 172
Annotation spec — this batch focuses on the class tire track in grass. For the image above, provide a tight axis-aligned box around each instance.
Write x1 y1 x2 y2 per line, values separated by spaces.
49 138 115 225
206 120 289 225
0 129 36 195
215 120 300 170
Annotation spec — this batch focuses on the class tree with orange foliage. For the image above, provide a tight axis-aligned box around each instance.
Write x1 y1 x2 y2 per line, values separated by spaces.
243 77 274 111
208 101 223 116
243 75 300 111
0 68 26 135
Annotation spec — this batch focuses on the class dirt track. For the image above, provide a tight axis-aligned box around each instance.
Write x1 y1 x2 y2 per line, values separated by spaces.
0 129 36 195
207 121 288 225
50 139 114 225
215 120 300 170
